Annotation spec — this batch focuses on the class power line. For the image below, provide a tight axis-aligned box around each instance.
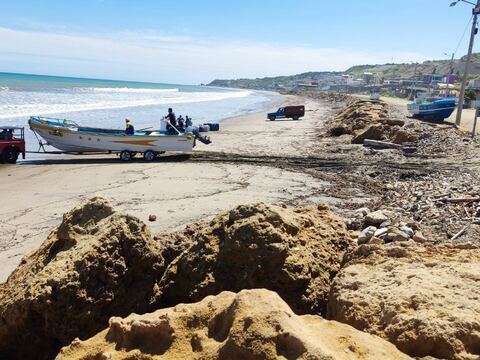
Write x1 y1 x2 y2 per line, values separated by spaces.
454 14 474 57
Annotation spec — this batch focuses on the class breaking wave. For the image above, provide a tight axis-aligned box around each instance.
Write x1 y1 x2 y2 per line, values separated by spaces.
0 86 253 119
88 87 179 94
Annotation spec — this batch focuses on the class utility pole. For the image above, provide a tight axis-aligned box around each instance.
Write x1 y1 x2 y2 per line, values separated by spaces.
444 52 455 96
456 0 480 126
450 53 455 74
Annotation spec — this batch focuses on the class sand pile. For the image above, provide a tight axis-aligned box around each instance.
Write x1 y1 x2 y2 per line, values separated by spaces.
0 197 165 360
56 288 412 360
328 242 480 360
157 203 352 316
328 99 418 145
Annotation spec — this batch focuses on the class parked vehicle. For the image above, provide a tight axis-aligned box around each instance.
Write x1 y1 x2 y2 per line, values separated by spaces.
268 106 305 121
0 126 26 164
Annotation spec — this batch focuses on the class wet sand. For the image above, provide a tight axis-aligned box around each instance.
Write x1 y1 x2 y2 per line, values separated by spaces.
0 95 335 282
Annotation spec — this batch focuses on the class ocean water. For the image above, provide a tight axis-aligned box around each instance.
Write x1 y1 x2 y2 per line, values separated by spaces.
0 72 277 151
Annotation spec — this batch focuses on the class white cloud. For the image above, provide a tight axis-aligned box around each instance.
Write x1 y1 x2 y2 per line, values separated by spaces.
0 27 427 84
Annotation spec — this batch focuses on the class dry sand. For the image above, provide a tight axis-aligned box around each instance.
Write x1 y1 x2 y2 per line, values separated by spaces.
0 95 335 282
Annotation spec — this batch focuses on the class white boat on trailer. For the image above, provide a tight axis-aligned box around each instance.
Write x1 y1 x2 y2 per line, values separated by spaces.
28 116 207 161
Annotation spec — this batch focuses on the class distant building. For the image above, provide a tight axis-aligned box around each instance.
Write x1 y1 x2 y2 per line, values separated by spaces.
363 72 374 84
296 81 319 89
341 74 365 86
468 79 480 89
421 73 444 84
443 74 457 84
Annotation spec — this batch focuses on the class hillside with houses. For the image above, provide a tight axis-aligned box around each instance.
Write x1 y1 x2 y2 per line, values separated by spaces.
208 53 480 100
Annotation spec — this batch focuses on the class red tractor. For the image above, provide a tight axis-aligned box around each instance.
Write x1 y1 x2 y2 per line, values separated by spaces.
0 126 26 164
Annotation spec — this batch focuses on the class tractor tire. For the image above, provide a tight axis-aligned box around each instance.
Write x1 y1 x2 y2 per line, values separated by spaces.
2 147 18 164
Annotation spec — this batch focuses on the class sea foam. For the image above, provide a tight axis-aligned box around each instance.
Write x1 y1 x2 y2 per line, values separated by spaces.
0 86 252 119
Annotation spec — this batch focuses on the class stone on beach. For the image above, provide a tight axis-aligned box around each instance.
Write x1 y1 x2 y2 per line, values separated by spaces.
386 228 411 242
358 225 377 244
365 210 389 226
328 243 480 360
56 289 413 360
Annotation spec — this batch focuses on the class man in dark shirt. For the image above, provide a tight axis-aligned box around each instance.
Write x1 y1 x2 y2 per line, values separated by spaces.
125 119 134 135
165 108 177 126
177 115 185 132
165 108 177 134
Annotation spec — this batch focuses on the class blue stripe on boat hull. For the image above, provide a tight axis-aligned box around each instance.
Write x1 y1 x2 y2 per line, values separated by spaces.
407 99 456 121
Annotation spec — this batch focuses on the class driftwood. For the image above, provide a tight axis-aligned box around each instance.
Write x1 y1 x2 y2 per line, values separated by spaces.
436 197 480 204
363 139 417 153
363 139 402 149
450 225 469 241
449 218 480 241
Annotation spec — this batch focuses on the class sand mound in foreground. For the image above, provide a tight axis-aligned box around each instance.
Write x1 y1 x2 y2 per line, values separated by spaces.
57 288 412 360
157 203 353 315
328 242 480 360
0 197 165 360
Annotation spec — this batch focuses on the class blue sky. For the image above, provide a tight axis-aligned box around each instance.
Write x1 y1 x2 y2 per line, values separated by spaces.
0 0 478 83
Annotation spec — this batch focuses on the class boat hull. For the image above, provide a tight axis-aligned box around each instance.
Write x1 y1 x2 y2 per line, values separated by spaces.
407 99 456 121
29 117 195 153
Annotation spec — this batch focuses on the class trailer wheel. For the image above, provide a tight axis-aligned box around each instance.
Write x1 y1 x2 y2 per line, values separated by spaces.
2 147 18 164
293 115 299 120
143 150 156 161
120 150 133 162
269 116 276 121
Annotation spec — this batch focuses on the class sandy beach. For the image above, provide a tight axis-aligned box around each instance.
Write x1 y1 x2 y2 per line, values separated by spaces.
2 91 480 360
0 94 337 282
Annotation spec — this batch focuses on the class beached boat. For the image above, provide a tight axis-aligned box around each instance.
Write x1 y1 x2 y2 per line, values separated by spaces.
407 97 456 121
29 116 199 161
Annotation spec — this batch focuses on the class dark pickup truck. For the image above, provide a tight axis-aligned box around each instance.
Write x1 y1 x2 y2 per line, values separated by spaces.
268 105 305 121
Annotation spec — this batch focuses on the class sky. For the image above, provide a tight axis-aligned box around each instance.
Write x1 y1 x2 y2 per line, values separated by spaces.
0 0 479 84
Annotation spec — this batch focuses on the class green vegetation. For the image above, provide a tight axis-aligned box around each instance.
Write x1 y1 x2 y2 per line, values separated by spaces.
465 89 476 101
208 71 339 90
208 53 480 90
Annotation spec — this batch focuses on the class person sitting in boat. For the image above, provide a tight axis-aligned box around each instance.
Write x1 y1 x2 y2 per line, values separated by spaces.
125 119 135 135
177 115 185 132
185 116 193 127
164 108 177 134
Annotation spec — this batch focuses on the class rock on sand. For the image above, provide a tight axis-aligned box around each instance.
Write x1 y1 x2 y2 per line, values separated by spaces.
56 289 412 360
328 243 480 360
